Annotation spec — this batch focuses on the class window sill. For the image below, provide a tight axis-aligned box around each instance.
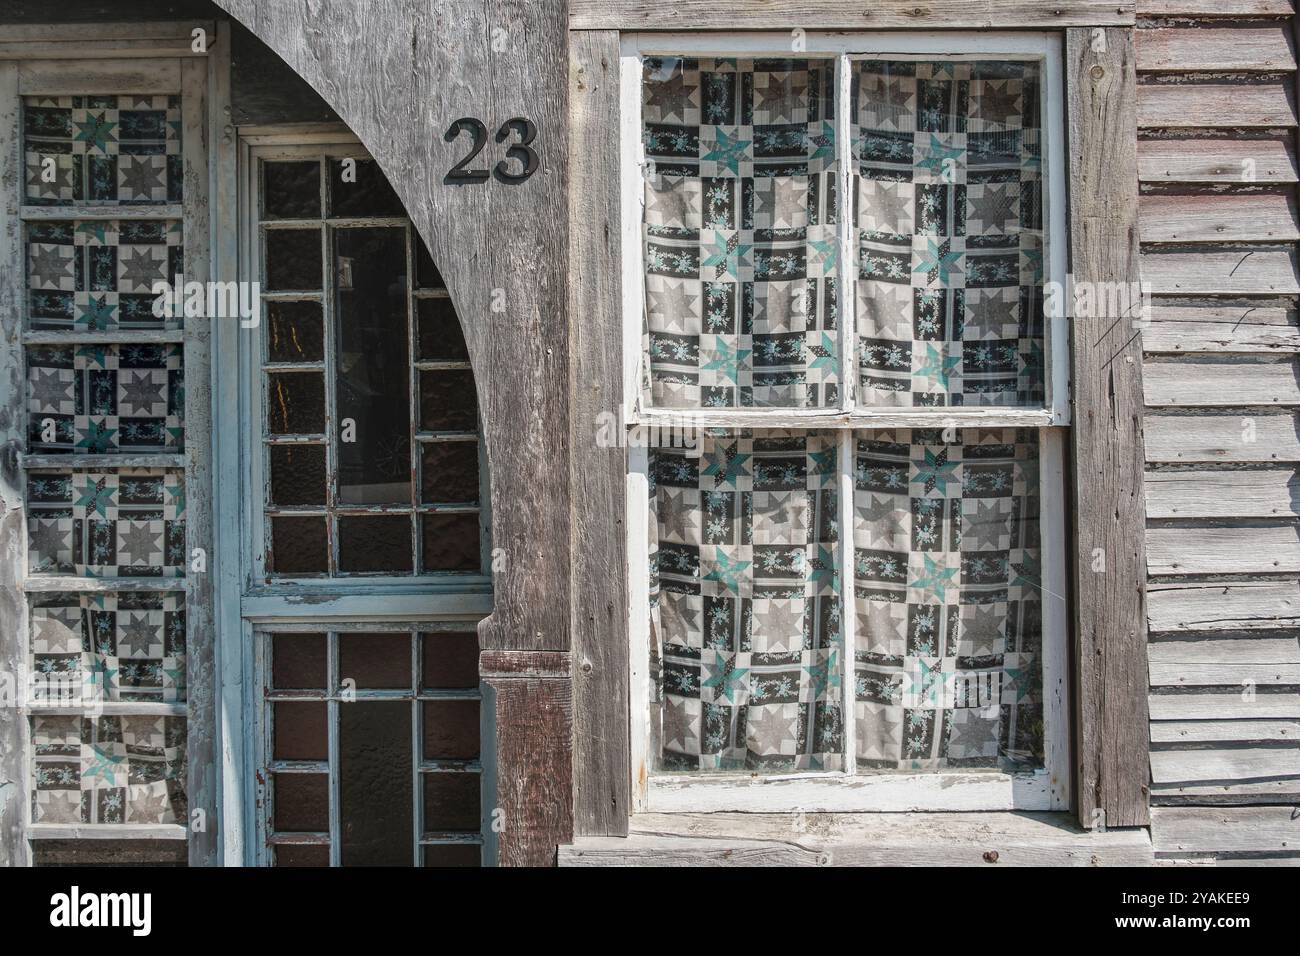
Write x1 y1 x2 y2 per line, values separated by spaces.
558 812 1153 867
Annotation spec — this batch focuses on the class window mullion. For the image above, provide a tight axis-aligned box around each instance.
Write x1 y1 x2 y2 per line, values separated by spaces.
836 51 856 414
838 428 857 775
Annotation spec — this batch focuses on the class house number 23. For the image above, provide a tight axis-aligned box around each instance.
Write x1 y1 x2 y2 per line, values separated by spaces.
444 117 538 184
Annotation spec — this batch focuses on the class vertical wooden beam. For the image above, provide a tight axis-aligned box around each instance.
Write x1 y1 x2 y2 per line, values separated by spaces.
1065 27 1151 829
0 59 30 867
568 29 629 838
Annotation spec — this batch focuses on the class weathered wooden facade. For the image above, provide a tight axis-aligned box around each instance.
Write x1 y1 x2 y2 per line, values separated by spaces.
0 0 1295 868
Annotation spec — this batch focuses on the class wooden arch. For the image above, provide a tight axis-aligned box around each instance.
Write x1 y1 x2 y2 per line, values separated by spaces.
211 0 572 864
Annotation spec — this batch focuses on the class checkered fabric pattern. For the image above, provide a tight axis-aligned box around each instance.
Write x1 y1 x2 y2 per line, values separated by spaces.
27 219 183 331
853 60 1045 407
24 94 182 205
31 715 187 824
641 58 840 409
853 428 1042 769
26 470 186 577
31 593 186 704
649 430 843 771
27 343 184 454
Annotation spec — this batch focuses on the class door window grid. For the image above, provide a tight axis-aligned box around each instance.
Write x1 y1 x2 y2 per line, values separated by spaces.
254 155 486 579
259 626 483 867
623 34 1070 811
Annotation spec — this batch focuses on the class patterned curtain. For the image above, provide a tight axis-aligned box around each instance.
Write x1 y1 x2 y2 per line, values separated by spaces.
641 58 839 408
854 60 1044 407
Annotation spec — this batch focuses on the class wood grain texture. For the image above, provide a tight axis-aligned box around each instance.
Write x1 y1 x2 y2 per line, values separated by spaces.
1149 746 1300 784
1144 468 1299 517
1138 191 1299 243
1138 79 1297 128
1136 25 1296 73
569 1 1135 30
568 30 629 839
1142 304 1299 353
1150 806 1300 856
1149 691 1300 719
1137 1 1293 14
1066 28 1152 829
211 0 573 866
1146 524 1300 574
1145 412 1300 461
1148 581 1300 630
1138 135 1297 184
1142 357 1300 406
559 812 1153 867
1141 246 1300 294
1151 718 1300 743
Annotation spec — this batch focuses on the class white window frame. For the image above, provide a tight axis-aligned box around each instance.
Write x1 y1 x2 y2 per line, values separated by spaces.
622 31 1071 813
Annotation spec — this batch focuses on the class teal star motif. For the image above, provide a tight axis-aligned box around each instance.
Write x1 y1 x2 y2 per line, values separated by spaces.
915 447 960 495
701 338 752 386
808 447 837 479
805 650 839 699
75 480 114 518
166 481 185 514
1010 553 1041 592
701 441 750 488
808 120 835 164
907 658 944 706
164 660 186 692
1003 666 1032 703
77 295 115 331
167 426 185 446
76 422 117 453
703 549 751 596
910 554 958 601
914 238 963 284
702 654 749 702
915 134 962 178
810 544 839 594
701 230 752 281
915 342 961 391
702 128 751 175
808 332 835 371
73 113 117 153
76 221 108 244
1022 246 1043 283
808 236 838 272
82 743 125 786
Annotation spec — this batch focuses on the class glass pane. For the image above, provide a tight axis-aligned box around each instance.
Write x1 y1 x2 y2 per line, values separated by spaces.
264 228 322 291
339 632 411 690
273 701 327 761
335 227 411 504
266 300 324 363
852 428 1042 769
421 631 479 690
419 369 477 432
275 844 329 867
420 441 479 505
422 772 480 831
273 773 328 831
269 516 328 575
337 514 413 573
422 700 479 760
263 161 322 220
641 58 839 409
339 701 412 866
649 430 842 772
420 513 480 572
329 158 406 217
266 372 324 435
268 444 327 506
416 297 468 362
272 633 327 690
423 844 480 867
852 59 1044 408
415 238 446 290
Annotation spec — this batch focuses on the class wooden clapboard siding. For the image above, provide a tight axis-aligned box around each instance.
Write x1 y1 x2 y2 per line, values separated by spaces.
1136 7 1300 835
1139 191 1299 243
1138 135 1297 184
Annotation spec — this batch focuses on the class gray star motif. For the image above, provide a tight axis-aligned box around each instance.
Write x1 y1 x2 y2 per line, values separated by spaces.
117 521 161 566
859 600 903 651
747 706 796 755
34 610 79 651
857 493 907 548
967 184 1017 234
755 176 808 228
863 181 913 235
973 81 1021 125
39 789 82 823
29 367 73 411
645 70 694 122
661 696 696 751
659 592 701 644
647 282 700 333
858 283 911 339
963 499 1009 550
27 157 72 198
28 520 69 567
127 787 170 823
949 710 999 757
757 72 805 116
658 488 699 543
756 599 803 652
118 154 164 198
118 371 164 414
868 76 914 127
856 705 902 760
965 291 1015 338
118 247 165 291
647 176 699 226
960 604 1004 655
117 612 159 657
29 243 73 288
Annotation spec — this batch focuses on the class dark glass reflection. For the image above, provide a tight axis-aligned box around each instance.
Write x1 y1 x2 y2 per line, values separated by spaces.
339 701 412 866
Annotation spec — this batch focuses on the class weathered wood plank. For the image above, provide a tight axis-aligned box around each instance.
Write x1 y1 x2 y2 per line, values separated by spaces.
1148 581 1300 630
1149 636 1300 663
1151 778 1300 802
1136 25 1296 73
569 30 629 840
1142 304 1299 353
1141 247 1300 295
1143 357 1300 406
1138 78 1297 129
1146 524 1300 574
1139 192 1299 243
1144 468 1299 517
1138 135 1297 184
1137 1 1293 14
1150 660 1300 684
1149 691 1300 719
1151 719 1300 743
569 1 1136 30
559 812 1153 867
1149 746 1300 783
1067 28 1151 830
1151 806 1300 855
1145 412 1300 462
